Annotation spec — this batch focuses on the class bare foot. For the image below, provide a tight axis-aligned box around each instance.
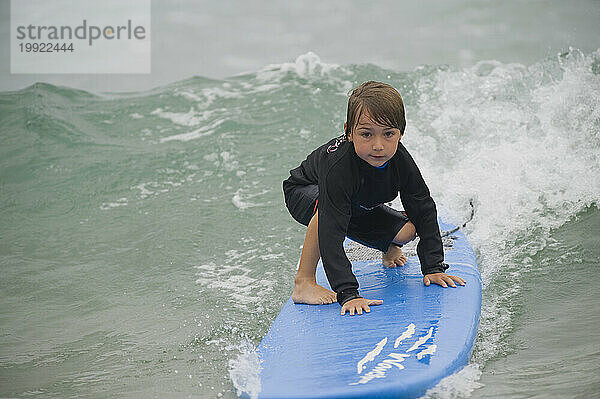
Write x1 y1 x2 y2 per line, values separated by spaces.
382 243 407 267
292 279 337 305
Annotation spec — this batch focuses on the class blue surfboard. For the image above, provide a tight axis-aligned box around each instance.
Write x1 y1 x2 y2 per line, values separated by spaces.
251 217 481 399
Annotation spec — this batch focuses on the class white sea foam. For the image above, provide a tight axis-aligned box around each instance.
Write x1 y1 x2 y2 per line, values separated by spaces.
299 128 311 139
232 188 270 210
228 339 262 399
195 256 276 310
151 107 214 126
232 191 253 210
130 171 197 200
256 52 350 84
175 86 243 108
100 197 128 210
159 119 225 142
412 49 600 285
420 363 483 399
220 151 233 162
258 253 284 261
203 153 219 162
393 49 600 396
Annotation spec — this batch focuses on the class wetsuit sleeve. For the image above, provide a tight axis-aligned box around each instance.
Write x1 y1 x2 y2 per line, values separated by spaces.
318 169 361 306
399 158 447 276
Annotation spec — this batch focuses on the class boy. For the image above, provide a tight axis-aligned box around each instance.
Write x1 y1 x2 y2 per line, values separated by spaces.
283 81 465 316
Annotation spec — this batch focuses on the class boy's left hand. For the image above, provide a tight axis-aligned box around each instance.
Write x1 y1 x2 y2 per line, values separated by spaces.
423 273 466 288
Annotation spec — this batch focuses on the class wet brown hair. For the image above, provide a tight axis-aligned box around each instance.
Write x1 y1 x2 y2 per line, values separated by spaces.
345 81 406 139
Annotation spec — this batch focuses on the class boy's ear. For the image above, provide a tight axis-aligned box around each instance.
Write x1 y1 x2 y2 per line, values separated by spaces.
344 122 352 141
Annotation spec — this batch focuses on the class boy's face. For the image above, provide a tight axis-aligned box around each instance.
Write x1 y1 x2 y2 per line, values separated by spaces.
346 109 402 167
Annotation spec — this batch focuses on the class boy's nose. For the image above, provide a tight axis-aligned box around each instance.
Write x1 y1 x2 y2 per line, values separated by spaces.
372 139 384 150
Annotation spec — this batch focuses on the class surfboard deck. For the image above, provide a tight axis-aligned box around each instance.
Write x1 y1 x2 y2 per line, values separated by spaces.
251 218 481 399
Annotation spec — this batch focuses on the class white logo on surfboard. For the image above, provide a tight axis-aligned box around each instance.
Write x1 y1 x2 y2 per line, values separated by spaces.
350 323 437 385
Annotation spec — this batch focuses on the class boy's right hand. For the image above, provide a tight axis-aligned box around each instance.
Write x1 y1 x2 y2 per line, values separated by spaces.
341 297 383 316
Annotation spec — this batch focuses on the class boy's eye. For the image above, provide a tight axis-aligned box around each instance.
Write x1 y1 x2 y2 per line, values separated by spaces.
360 132 371 138
385 131 395 137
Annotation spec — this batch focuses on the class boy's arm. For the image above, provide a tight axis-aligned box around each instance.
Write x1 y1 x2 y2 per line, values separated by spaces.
317 173 361 306
399 157 447 276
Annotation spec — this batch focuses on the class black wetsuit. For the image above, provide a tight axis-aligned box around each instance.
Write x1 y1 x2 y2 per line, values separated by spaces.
283 134 447 305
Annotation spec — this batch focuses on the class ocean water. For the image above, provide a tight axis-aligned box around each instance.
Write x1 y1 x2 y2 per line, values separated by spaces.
1 48 599 398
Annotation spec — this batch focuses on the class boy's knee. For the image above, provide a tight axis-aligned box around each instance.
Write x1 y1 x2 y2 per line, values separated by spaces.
393 221 416 245
406 221 416 237
309 210 318 226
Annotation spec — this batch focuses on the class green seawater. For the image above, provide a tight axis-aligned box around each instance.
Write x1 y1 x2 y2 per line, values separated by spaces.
1 50 599 398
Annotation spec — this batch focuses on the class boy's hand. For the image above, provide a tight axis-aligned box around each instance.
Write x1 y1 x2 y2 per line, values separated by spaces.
341 297 383 316
423 273 466 288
